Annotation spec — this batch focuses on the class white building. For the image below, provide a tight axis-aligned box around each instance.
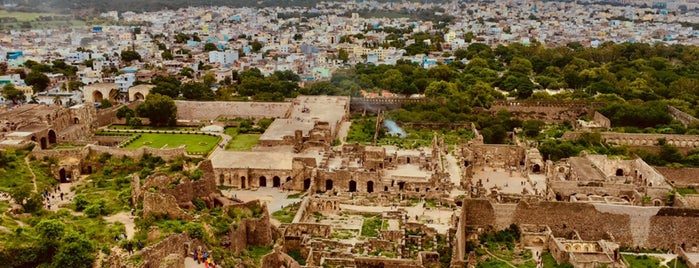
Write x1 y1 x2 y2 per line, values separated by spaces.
209 50 239 66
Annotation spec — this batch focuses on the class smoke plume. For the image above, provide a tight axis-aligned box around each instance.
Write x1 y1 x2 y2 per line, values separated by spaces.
383 119 406 138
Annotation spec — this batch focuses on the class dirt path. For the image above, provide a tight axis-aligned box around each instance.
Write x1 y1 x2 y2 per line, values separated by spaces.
24 156 37 193
104 211 136 239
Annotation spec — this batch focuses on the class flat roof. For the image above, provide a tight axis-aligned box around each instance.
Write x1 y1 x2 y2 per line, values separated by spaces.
210 150 324 170
259 96 348 141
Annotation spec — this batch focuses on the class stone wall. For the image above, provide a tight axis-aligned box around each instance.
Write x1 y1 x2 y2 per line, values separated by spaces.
86 144 186 161
669 106 699 127
138 233 205 268
490 100 599 123
593 111 611 129
459 199 699 252
655 167 699 187
227 200 274 255
175 101 292 121
349 97 434 113
260 246 301 268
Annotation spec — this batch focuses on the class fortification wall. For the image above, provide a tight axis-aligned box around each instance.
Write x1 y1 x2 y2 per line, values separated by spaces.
349 97 435 113
655 167 699 187
86 144 186 161
175 101 291 121
669 106 699 127
489 100 599 123
227 201 274 255
138 233 206 268
461 199 699 249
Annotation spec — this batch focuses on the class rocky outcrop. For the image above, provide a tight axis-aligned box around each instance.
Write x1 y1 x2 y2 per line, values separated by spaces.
142 192 189 220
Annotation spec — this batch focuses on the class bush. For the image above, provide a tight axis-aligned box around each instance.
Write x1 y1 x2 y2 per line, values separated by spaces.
192 198 207 211
185 222 204 239
73 194 89 211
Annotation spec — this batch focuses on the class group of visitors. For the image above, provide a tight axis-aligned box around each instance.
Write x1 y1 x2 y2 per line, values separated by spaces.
193 247 216 268
42 185 66 210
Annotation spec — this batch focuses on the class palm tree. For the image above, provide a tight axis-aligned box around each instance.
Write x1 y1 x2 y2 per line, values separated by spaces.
53 95 62 106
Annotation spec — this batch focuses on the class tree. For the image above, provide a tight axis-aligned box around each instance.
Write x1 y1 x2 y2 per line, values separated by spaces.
25 71 50 93
181 82 214 100
36 219 66 243
9 185 42 213
2 84 25 104
116 106 135 120
250 41 263 53
136 93 177 126
338 49 349 63
120 50 142 62
52 231 95 268
204 42 218 52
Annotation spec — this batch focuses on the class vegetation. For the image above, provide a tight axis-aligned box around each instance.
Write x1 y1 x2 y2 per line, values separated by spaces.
135 93 178 127
271 202 300 224
122 133 221 154
622 254 661 268
360 216 383 238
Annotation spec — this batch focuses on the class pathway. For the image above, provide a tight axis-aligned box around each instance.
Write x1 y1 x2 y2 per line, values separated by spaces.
24 156 37 193
104 211 136 240
482 246 516 268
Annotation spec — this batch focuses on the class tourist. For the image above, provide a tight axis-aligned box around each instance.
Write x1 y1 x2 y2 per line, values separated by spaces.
203 251 209 262
193 249 198 261
60 192 64 200
198 251 203 264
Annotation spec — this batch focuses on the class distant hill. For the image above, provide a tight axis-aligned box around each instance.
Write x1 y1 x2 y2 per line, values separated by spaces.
9 0 451 13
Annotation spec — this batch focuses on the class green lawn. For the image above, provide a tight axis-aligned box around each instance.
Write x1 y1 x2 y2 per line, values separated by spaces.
226 134 260 151
109 125 199 131
123 133 220 154
622 254 661 268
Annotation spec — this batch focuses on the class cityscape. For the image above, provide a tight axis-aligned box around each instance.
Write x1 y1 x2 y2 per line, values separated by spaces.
2 0 699 268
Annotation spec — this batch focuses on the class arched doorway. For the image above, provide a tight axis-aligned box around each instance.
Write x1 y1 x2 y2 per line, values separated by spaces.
240 176 246 189
219 174 225 185
273 176 281 187
384 186 388 191
532 164 541 173
134 92 145 101
259 176 267 187
398 182 405 191
73 117 79 124
86 166 92 174
367 181 374 193
286 176 292 182
349 180 357 192
109 89 120 103
303 178 311 190
59 168 67 183
325 179 333 191
40 137 47 149
406 157 411 164
92 91 103 102
48 130 56 144
616 169 624 176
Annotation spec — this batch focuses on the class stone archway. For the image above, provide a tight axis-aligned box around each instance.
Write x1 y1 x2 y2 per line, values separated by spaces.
616 168 624 176
325 179 333 191
134 92 145 101
367 181 374 193
240 176 246 189
109 89 121 103
532 164 541 173
59 168 67 183
48 129 57 144
286 176 292 182
273 176 281 187
349 180 357 192
73 117 80 124
219 174 225 185
259 176 267 187
40 137 47 149
93 91 104 102
304 178 311 190
398 182 405 191
406 157 411 164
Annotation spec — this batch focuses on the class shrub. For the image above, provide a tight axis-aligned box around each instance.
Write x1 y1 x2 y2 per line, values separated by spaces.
185 222 204 239
73 194 89 211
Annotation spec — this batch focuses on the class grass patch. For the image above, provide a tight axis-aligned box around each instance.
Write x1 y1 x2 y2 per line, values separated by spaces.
360 216 383 238
287 191 305 199
287 249 306 265
123 133 220 154
109 125 199 131
226 134 260 151
271 202 299 224
676 187 698 196
622 254 661 268
346 115 473 149
243 245 272 267
668 258 690 268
